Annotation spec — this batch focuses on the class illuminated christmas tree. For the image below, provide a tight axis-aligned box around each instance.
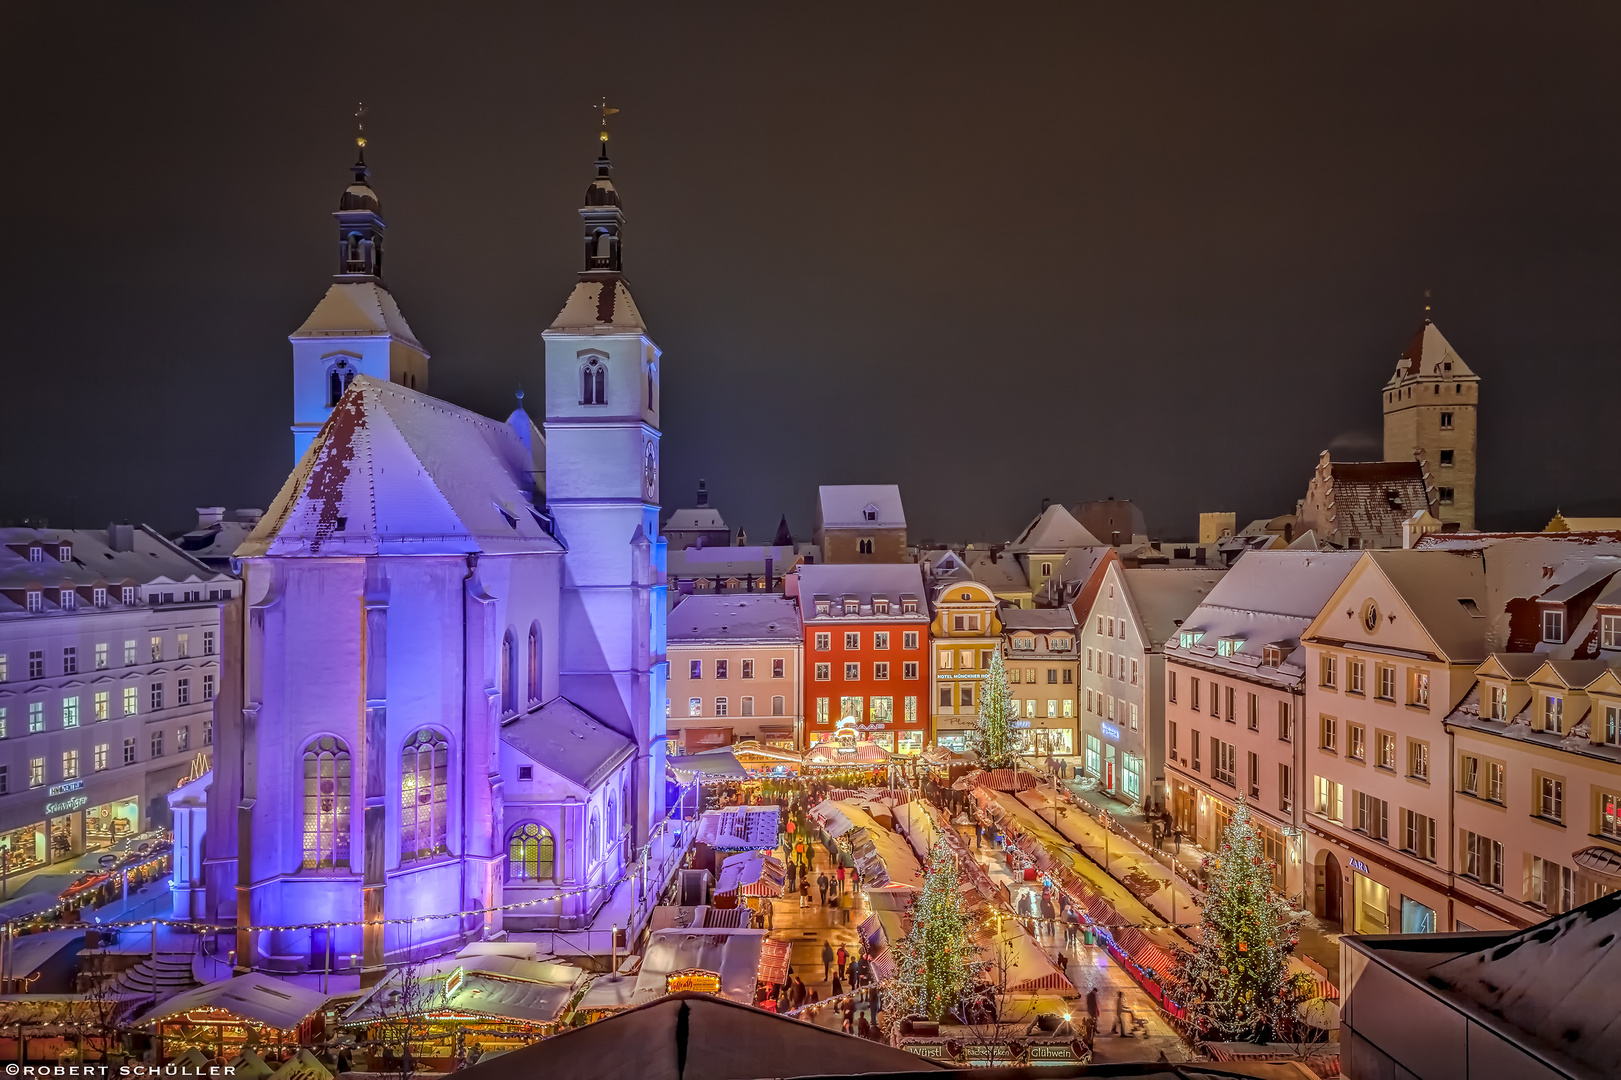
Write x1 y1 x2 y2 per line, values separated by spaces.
968 649 1016 769
1170 798 1302 1041
882 837 979 1025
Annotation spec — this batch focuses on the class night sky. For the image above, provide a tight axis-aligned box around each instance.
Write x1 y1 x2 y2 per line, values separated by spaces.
3 4 1619 544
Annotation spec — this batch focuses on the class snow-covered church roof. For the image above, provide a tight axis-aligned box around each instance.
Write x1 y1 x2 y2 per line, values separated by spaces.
547 278 646 334
1008 502 1101 553
291 281 425 352
500 696 634 792
239 375 562 559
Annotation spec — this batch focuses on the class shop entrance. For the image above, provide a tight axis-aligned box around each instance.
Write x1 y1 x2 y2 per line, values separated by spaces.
1353 871 1390 934
1104 745 1116 792
86 798 140 850
1317 851 1342 929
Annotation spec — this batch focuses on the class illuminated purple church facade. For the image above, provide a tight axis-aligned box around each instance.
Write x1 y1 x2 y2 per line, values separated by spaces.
197 143 668 976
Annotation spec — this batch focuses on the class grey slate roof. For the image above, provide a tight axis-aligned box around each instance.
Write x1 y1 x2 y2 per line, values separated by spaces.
500 696 634 792
667 595 803 643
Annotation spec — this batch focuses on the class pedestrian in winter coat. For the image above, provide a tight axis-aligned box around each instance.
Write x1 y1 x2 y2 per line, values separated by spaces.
836 864 846 893
822 941 836 980
800 878 812 908
836 944 848 976
818 872 830 905
1039 894 1057 937
831 973 843 997
1085 987 1100 1029
1112 990 1135 1035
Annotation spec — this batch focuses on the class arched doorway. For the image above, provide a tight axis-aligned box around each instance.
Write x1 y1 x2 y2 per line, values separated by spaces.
1318 851 1343 929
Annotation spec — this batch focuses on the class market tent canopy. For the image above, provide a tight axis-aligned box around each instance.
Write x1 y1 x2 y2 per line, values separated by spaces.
714 853 784 899
459 992 944 1080
344 951 583 1026
809 799 856 838
136 973 328 1030
805 741 891 767
693 805 781 850
631 928 767 1007
667 750 749 782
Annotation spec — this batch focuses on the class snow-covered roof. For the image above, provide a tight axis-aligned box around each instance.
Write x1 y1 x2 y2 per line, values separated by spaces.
1309 457 1434 544
0 525 229 617
667 594 802 643
1120 566 1229 648
693 806 781 850
1387 320 1476 383
794 563 927 621
1166 551 1362 685
1001 608 1077 631
962 548 1029 594
817 485 905 530
137 973 327 1031
173 518 260 567
1008 503 1101 553
631 928 767 1007
1367 549 1488 662
240 376 563 559
546 278 646 333
663 509 727 538
1426 892 1621 1077
1475 537 1621 656
666 545 811 581
291 281 424 352
344 949 583 1026
500 696 634 792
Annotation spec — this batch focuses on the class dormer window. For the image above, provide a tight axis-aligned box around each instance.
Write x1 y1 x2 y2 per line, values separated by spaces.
901 599 918 614
1542 608 1565 644
59 589 76 611
25 590 43 613
843 599 860 616
1049 636 1071 651
1262 644 1283 667
28 547 42 563
1178 630 1204 649
815 600 830 616
92 587 107 608
1602 612 1621 650
121 585 137 605
863 504 878 522
873 598 890 615
57 546 71 562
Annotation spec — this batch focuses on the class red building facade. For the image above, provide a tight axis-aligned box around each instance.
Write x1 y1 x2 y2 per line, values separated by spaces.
793 563 931 754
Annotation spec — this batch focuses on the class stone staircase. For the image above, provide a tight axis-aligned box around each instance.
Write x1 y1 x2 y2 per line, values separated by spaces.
109 953 197 1000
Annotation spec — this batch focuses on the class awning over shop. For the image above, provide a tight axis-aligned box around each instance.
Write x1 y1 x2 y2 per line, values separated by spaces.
138 973 328 1031
667 750 749 783
714 853 785 899
809 800 857 838
758 939 791 986
805 741 891 767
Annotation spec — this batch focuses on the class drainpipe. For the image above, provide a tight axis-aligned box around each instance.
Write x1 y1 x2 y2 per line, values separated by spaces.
1446 713 1455 933
463 554 477 941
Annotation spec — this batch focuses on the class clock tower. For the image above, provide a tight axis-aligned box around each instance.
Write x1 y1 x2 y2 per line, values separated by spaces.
542 133 668 844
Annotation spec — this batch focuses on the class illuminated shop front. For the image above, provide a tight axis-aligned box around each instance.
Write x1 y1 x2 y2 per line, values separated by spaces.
85 797 141 849
0 822 46 875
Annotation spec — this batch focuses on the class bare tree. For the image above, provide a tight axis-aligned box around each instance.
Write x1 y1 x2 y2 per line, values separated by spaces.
75 941 128 1064
367 953 437 1077
947 934 1055 1067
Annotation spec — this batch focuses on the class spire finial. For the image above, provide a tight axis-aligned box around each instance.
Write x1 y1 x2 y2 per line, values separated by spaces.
354 102 369 164
515 385 525 408
598 99 619 157
1423 288 1432 323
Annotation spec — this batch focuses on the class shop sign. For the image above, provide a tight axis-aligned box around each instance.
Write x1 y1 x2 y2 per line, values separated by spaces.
45 795 90 817
1100 723 1120 741
48 779 84 797
939 673 986 680
1348 857 1370 875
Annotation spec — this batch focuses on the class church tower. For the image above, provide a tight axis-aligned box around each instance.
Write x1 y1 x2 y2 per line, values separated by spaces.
542 127 668 845
1382 320 1480 531
288 130 429 463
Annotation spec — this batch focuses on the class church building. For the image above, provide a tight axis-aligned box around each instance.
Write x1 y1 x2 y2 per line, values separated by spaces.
197 134 669 978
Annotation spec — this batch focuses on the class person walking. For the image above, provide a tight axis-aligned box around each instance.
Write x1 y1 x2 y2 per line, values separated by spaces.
835 943 848 981
1017 889 1033 932
1039 893 1057 939
1085 987 1100 1036
831 972 843 997
799 877 812 908
1111 990 1135 1036
822 941 836 981
835 863 846 896
817 871 830 906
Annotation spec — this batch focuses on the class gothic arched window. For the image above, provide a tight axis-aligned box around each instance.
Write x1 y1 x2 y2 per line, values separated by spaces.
400 729 449 862
527 624 541 705
302 736 351 870
606 794 618 841
581 357 607 406
588 809 601 864
327 361 357 407
500 630 516 716
507 822 555 882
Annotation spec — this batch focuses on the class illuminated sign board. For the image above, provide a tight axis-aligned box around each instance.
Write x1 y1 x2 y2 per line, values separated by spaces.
45 795 90 817
1348 858 1370 875
48 779 84 797
1100 723 1121 741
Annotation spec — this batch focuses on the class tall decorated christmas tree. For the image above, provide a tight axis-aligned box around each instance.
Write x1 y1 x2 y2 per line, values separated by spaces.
1170 798 1302 1041
967 649 1016 769
882 837 979 1026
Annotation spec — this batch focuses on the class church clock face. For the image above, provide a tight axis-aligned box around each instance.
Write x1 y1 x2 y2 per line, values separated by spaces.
643 443 658 501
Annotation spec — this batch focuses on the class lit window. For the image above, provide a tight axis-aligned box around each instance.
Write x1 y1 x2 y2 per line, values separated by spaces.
303 736 352 870
400 730 450 862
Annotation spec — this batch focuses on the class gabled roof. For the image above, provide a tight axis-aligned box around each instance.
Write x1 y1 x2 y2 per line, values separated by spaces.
240 376 563 559
1001 608 1076 631
961 548 1029 595
0 526 226 609
667 595 803 643
546 278 646 333
1475 537 1621 656
1317 459 1434 542
1387 319 1476 383
499 696 634 792
290 281 424 352
663 507 728 533
136 973 327 1031
795 563 926 619
817 485 905 530
1363 549 1489 662
1008 503 1101 553
1119 566 1228 648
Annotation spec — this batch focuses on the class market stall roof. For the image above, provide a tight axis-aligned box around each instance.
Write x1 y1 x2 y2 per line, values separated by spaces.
920 743 976 766
693 805 781 850
137 973 328 1031
805 741 892 767
727 739 804 766
714 853 784 899
667 749 749 782
459 992 945 1080
809 799 856 837
268 1048 333 1080
344 951 583 1025
631 928 767 1007
573 971 640 1014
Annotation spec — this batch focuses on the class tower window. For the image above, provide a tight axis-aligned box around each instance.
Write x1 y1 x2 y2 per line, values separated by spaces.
1438 487 1455 504
1440 412 1453 430
858 538 874 555
327 361 357 406
581 357 607 406
1439 449 1454 467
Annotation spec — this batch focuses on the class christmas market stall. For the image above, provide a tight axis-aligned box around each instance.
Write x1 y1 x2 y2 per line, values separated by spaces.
726 739 803 776
692 805 780 856
133 972 328 1062
630 927 768 1008
711 852 784 910
342 945 585 1067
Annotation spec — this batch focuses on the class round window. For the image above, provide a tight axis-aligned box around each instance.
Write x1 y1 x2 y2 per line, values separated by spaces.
1362 600 1380 633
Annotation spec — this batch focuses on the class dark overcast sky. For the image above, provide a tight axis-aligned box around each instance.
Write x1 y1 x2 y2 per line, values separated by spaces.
3 3 1619 543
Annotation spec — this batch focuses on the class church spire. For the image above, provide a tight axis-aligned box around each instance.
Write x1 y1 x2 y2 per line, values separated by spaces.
579 102 625 280
334 103 385 283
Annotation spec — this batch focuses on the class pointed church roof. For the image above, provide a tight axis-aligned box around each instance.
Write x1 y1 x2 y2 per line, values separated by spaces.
1007 503 1101 553
547 278 646 334
1388 320 1475 383
239 375 561 559
291 281 425 352
500 696 635 792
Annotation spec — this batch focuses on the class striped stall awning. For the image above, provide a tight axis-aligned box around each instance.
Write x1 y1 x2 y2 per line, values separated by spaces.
758 939 791 986
1007 970 1074 992
858 913 884 950
869 948 897 982
1113 926 1179 980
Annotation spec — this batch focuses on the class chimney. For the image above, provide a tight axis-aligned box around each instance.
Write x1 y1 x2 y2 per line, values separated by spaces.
196 507 226 529
696 480 709 509
1040 497 1051 513
107 523 135 552
1195 546 1206 566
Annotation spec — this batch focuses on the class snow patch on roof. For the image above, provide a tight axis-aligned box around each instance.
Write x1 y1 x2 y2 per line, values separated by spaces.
1120 566 1229 647
291 282 424 352
667 594 803 642
818 485 905 530
547 278 646 332
500 696 634 792
1008 503 1101 553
